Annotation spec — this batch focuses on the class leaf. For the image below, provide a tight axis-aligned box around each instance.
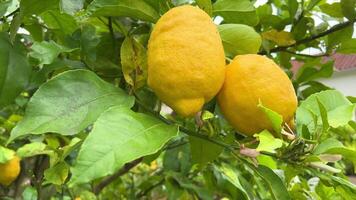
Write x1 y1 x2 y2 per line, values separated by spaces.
307 0 322 10
213 0 259 26
0 0 13 17
296 90 356 134
60 0 84 15
316 98 329 132
338 39 356 54
296 60 334 83
218 164 250 200
313 138 343 155
9 69 134 143
40 10 78 35
0 32 31 108
328 26 353 49
0 146 15 163
218 24 261 57
254 130 283 153
29 40 76 65
196 0 213 16
44 162 69 185
20 0 59 16
68 106 178 186
341 0 356 20
86 0 159 23
288 0 298 20
258 102 283 135
163 142 191 174
120 37 147 90
319 3 344 18
16 142 52 158
189 136 223 167
256 165 291 200
262 30 296 46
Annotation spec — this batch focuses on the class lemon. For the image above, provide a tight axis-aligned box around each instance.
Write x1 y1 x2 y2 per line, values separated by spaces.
0 156 21 186
218 55 297 136
147 5 225 117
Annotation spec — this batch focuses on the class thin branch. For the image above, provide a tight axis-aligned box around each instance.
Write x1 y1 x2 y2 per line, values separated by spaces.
0 8 20 22
93 158 143 195
282 49 329 58
259 19 356 54
136 178 165 198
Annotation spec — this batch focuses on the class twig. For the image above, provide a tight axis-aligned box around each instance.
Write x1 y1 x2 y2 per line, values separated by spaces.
93 158 143 195
136 178 165 198
259 19 356 54
281 49 329 58
0 8 20 22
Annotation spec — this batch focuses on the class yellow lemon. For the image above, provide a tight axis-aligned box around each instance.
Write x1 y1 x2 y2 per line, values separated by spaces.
218 55 297 136
147 5 225 117
0 156 21 186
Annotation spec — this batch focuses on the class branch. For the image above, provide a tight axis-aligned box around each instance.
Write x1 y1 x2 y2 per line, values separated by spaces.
259 19 356 54
136 178 165 198
93 158 143 195
0 8 20 22
281 49 329 58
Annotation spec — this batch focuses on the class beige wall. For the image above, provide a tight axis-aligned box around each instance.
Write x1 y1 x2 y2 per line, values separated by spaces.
319 69 356 97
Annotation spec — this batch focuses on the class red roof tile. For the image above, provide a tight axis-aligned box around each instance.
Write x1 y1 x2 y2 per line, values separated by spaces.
291 53 356 73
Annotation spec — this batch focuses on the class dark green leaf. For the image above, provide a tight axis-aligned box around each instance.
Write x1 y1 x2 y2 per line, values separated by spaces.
69 106 178 185
296 60 334 83
319 3 344 18
0 32 30 108
338 38 356 53
20 0 59 16
9 69 134 142
189 136 223 167
196 0 213 16
86 0 159 23
44 162 69 185
340 0 356 20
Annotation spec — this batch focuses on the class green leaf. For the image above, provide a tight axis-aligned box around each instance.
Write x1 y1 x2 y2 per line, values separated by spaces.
328 26 353 49
22 187 38 200
29 40 76 65
313 138 343 155
218 24 261 57
69 106 178 186
340 0 356 20
189 136 223 167
254 130 283 153
60 0 84 15
86 0 159 23
288 0 298 20
0 146 15 163
40 10 78 35
120 37 147 90
44 162 69 185
218 163 250 200
9 69 134 142
296 90 356 134
324 147 356 171
296 60 334 83
257 102 283 135
316 98 329 132
307 0 322 10
256 165 291 200
0 0 13 17
16 142 52 158
163 142 191 174
319 3 344 18
196 0 213 16
20 0 59 16
0 32 31 108
338 38 356 53
213 0 259 26
262 30 296 46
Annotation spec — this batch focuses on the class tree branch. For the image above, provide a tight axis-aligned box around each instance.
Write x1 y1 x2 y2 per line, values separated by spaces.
259 19 356 54
93 157 143 195
282 49 329 57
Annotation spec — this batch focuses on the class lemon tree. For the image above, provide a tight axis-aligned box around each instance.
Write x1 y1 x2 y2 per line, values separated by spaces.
0 0 356 199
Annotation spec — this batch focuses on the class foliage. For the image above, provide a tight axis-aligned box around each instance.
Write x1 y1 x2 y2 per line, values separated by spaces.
0 0 355 199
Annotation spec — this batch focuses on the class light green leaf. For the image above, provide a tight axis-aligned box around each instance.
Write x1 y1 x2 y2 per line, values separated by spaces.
313 138 344 155
196 0 213 16
29 40 76 65
254 130 283 153
16 142 52 158
296 90 356 134
0 146 15 163
0 32 30 108
218 24 261 57
258 102 283 135
0 0 13 17
40 10 78 35
44 162 69 185
20 0 59 16
213 0 259 26
86 0 159 23
68 106 178 186
189 136 223 167
9 69 134 143
319 3 344 18
256 165 292 200
60 0 84 15
262 30 296 46
218 163 250 200
338 39 356 53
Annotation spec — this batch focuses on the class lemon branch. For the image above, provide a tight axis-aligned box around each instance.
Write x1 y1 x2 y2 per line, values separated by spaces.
259 19 356 55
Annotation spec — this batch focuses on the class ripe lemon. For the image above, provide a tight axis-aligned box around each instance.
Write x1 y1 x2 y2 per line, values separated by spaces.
0 156 21 186
218 55 297 136
147 5 225 117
